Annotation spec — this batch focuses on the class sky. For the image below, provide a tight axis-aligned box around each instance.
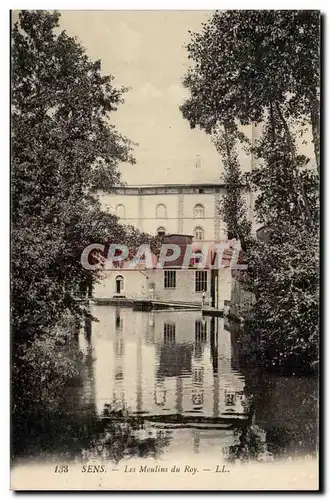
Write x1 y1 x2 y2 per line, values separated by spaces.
58 10 224 185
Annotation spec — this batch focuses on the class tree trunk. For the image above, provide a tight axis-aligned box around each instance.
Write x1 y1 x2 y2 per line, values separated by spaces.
223 124 248 253
310 96 320 175
274 102 314 229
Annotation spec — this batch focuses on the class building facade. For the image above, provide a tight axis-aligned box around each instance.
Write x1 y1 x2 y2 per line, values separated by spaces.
97 183 256 241
93 129 262 304
93 234 234 308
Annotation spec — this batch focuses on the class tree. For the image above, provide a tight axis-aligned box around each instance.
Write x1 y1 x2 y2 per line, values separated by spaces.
181 10 319 227
12 10 136 344
11 11 160 447
181 10 320 168
213 122 251 252
245 112 318 372
181 10 320 372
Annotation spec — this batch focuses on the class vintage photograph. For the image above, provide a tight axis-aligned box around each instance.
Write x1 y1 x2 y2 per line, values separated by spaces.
11 9 320 490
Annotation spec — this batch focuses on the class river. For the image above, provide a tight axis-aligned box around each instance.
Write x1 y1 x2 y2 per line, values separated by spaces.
13 305 318 466
70 305 318 464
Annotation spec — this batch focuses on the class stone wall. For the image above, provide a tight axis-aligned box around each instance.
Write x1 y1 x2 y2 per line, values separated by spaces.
93 266 233 308
215 267 232 310
146 269 211 305
93 268 214 305
93 269 148 300
98 188 229 240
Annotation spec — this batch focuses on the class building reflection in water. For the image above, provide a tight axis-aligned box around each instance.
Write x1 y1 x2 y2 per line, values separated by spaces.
113 311 125 409
191 319 207 411
115 308 123 331
89 306 246 419
210 317 220 418
74 307 317 462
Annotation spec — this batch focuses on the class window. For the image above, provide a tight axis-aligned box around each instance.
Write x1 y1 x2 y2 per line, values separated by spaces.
164 270 176 288
194 320 207 360
116 204 125 219
154 382 167 406
195 319 207 341
236 391 244 401
115 368 123 381
224 390 236 406
157 226 166 237
190 250 202 267
194 204 205 219
192 369 204 408
156 204 167 219
192 391 204 407
164 323 176 344
194 226 204 241
195 271 207 292
193 367 204 384
115 275 124 294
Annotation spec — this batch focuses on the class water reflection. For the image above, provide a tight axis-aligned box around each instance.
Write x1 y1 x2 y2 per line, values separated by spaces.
12 404 171 464
13 307 318 465
79 307 318 462
86 307 246 420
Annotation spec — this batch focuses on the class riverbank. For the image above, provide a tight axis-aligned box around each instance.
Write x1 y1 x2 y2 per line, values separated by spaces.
92 297 202 312
91 297 228 317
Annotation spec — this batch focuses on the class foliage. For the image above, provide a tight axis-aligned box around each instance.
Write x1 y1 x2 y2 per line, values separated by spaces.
181 10 320 170
11 10 159 449
213 123 251 250
12 398 172 463
12 10 137 346
181 10 320 373
243 112 319 372
223 357 319 460
12 314 82 417
225 423 272 464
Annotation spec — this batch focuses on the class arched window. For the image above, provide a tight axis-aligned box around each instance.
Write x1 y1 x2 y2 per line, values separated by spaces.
194 226 204 241
115 275 124 294
156 204 167 219
194 204 205 219
116 204 125 219
157 226 166 237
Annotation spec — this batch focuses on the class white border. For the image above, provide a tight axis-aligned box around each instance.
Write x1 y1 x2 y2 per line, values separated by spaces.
2 2 328 499
3 1 330 9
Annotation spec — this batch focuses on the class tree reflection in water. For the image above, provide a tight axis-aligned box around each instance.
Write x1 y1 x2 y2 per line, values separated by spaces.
224 396 274 464
12 404 172 465
82 405 172 464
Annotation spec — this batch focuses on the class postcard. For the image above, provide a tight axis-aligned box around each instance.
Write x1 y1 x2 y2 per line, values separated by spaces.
11 9 320 491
